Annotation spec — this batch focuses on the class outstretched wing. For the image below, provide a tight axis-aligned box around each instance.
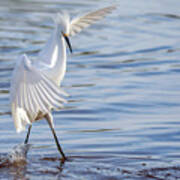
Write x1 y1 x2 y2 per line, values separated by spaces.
10 54 68 133
70 6 116 36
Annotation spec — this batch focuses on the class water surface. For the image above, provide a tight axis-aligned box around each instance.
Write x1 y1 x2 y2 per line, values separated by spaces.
0 0 180 179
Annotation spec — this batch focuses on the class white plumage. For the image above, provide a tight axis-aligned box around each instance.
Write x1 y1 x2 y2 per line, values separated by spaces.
70 6 115 36
10 54 67 132
9 6 115 159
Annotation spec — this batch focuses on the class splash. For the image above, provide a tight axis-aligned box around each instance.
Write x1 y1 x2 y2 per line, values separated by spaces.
7 143 31 164
0 143 32 168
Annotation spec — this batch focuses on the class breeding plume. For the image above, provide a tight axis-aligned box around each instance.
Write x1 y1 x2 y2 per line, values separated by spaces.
10 6 115 161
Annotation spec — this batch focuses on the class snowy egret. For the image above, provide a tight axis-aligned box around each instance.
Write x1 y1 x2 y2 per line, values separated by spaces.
10 6 116 161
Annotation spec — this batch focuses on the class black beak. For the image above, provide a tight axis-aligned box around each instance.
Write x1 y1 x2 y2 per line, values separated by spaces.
64 35 72 53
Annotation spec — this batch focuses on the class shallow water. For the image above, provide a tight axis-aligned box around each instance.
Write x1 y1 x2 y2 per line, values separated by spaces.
0 0 180 179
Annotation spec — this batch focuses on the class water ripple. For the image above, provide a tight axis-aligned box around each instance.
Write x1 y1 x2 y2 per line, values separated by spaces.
0 0 180 179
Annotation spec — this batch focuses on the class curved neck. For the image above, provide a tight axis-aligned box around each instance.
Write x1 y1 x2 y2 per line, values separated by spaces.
38 25 67 85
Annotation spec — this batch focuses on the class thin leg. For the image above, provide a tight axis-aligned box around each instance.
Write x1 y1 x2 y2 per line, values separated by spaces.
45 114 66 161
24 125 32 144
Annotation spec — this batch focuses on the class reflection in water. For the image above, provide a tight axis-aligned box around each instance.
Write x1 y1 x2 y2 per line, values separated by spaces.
8 163 27 180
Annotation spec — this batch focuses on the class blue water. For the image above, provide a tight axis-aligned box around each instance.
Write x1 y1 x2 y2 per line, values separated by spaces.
0 0 180 179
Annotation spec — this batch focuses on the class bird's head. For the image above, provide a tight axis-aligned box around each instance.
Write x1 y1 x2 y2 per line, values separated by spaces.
53 12 72 53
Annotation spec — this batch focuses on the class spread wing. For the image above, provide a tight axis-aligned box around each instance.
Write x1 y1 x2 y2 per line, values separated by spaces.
70 6 116 36
10 54 68 133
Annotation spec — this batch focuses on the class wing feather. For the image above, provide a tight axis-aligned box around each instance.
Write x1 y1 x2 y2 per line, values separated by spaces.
38 82 64 110
70 6 116 36
10 54 67 132
36 83 52 110
26 85 37 119
28 85 37 110
41 78 68 103
31 85 46 113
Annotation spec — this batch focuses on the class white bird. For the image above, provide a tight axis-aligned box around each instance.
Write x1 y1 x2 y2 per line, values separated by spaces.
10 6 116 161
